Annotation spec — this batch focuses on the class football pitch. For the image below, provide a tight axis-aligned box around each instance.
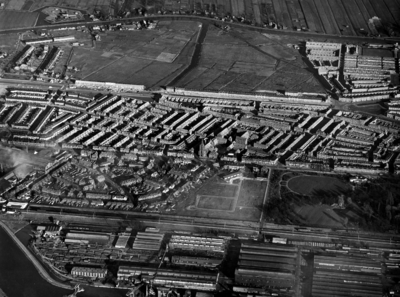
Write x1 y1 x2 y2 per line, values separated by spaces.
179 177 268 221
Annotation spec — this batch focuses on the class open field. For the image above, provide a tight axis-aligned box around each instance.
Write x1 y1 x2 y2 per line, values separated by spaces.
203 71 239 91
287 175 350 196
255 66 325 93
1 0 399 36
0 10 38 30
184 68 224 90
174 176 263 221
128 0 400 36
197 182 238 197
25 0 112 14
229 63 275 77
264 170 368 228
0 33 19 53
237 179 267 207
86 60 183 87
68 47 121 79
81 56 152 80
94 21 198 60
0 219 28 233
222 73 268 92
4 0 26 10
173 24 326 93
200 43 277 65
293 204 347 229
197 195 234 211
172 66 207 87
67 21 198 88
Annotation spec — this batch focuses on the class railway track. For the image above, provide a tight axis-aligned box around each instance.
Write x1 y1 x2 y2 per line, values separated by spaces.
23 206 400 252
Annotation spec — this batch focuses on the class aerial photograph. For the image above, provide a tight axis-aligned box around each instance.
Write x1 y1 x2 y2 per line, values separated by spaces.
1 0 400 296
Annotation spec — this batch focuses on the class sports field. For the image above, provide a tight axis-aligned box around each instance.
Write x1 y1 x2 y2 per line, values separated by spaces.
197 195 234 211
197 183 238 197
237 179 268 207
0 10 38 30
287 175 350 196
174 176 268 221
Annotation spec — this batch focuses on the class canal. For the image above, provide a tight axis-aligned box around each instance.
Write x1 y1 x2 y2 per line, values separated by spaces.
0 224 129 297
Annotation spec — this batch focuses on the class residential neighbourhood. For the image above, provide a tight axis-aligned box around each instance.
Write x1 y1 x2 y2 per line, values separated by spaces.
1 1 400 297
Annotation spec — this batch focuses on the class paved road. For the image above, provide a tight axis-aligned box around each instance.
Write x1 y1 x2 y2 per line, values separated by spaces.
1 14 399 44
259 168 272 225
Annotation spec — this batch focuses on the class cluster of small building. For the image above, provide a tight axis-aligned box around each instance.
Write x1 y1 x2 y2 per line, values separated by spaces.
387 100 400 121
42 7 84 24
307 42 400 104
3 36 77 81
1 85 400 215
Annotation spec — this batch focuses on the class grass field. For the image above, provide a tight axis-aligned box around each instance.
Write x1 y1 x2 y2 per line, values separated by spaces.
172 176 263 221
82 56 152 81
197 182 238 197
66 20 198 88
204 71 239 90
184 68 224 90
201 43 277 65
222 74 267 92
94 21 198 61
293 204 347 229
0 10 38 30
173 24 326 93
0 33 19 52
4 0 26 10
270 171 395 231
237 179 267 207
197 195 234 211
0 219 28 233
68 47 121 79
287 175 350 196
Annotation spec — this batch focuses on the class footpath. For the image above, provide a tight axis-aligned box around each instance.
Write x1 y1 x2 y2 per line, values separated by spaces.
0 220 72 290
